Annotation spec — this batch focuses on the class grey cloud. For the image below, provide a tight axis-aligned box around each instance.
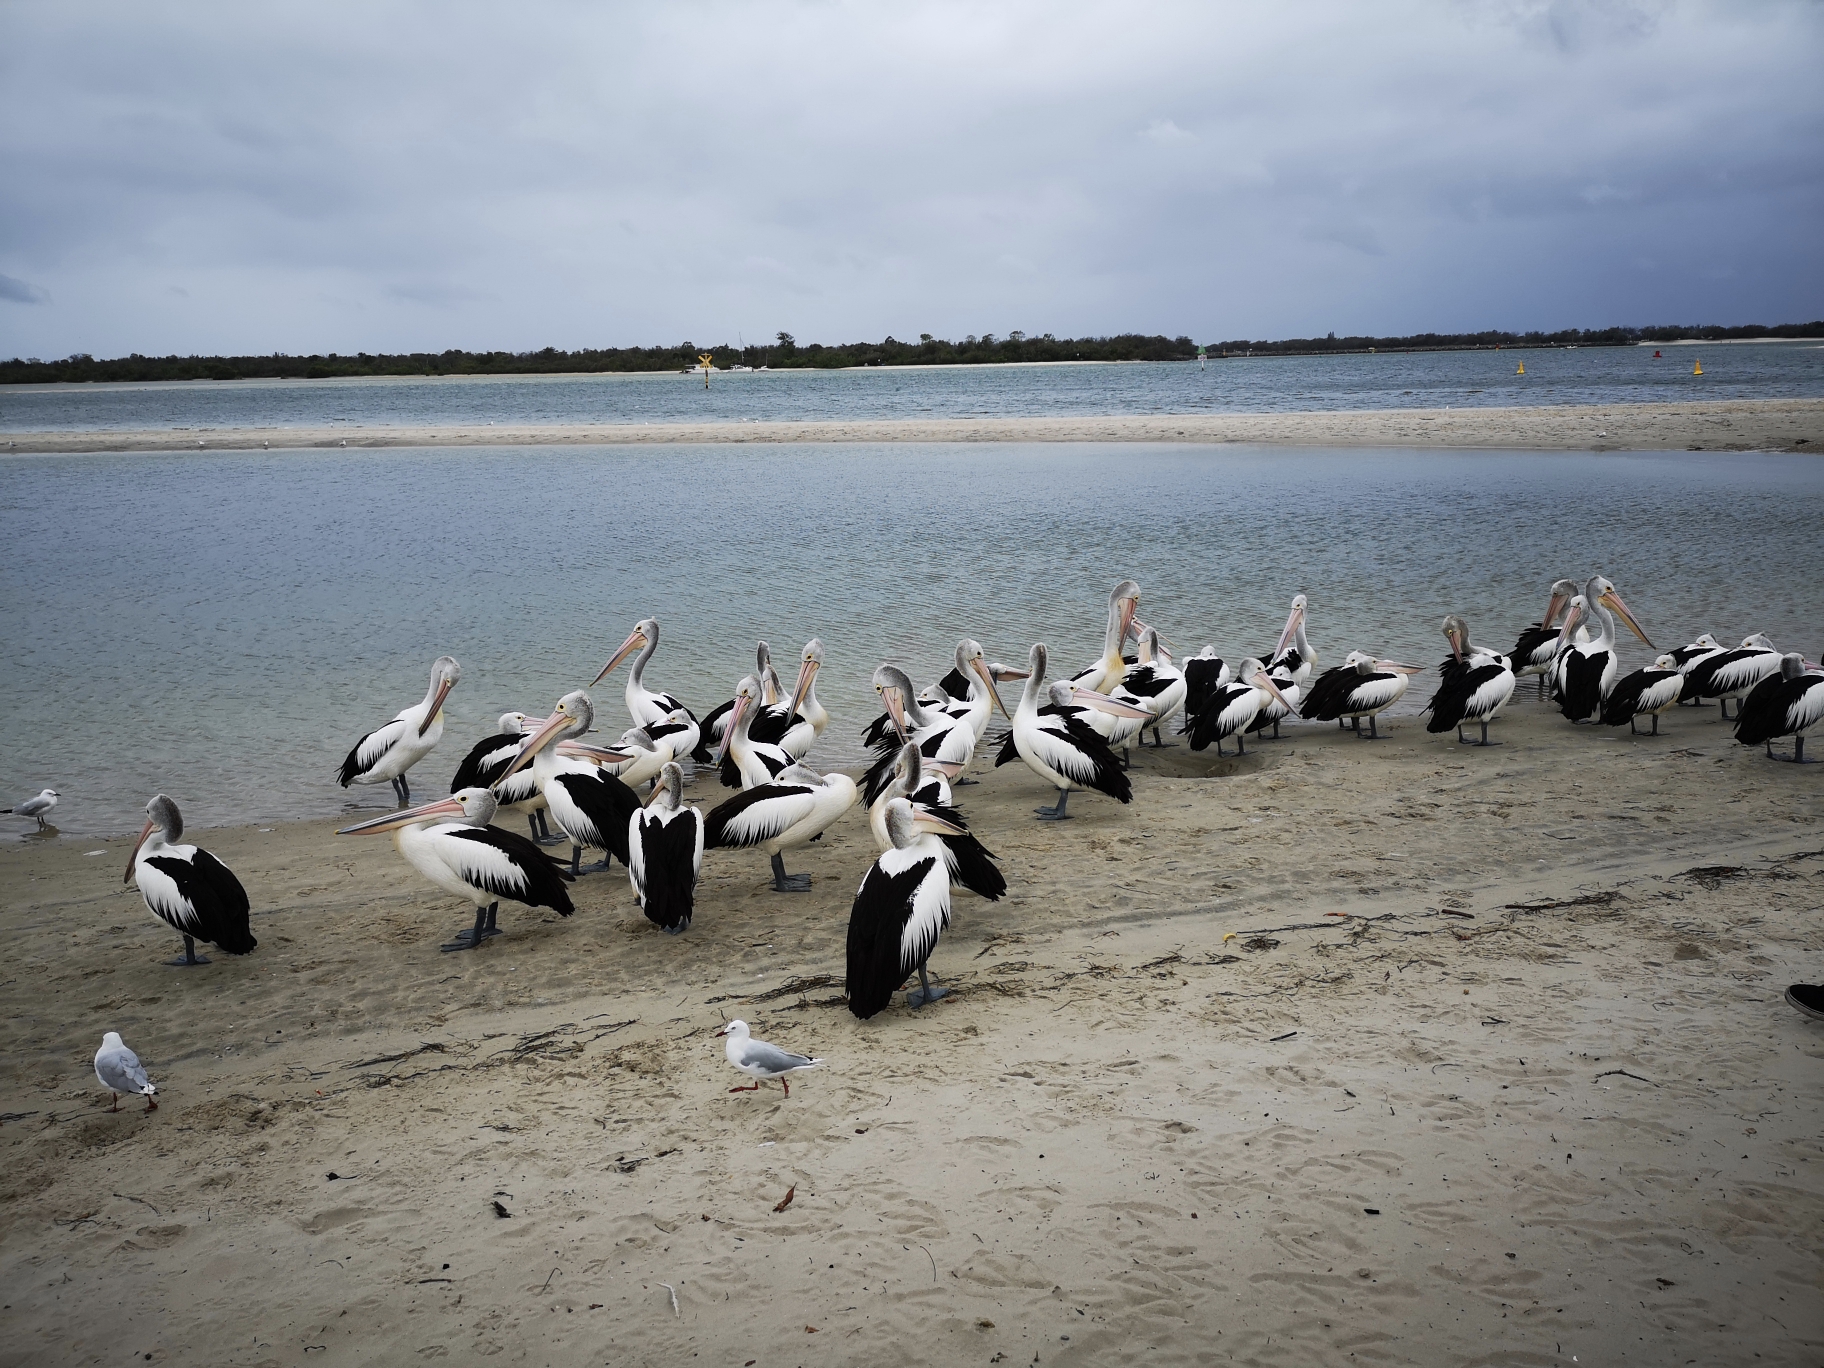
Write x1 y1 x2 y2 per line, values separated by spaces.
0 1 1819 359
0 273 49 305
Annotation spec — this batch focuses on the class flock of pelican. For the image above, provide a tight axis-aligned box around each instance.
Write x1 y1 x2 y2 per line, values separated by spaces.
108 578 1820 1022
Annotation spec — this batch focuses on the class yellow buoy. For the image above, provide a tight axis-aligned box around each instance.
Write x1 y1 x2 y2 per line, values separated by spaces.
1516 361 1525 375
1693 358 1703 375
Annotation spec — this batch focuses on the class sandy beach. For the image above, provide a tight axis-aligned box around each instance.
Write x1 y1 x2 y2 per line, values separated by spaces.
1 699 1819 1366
6 397 1822 454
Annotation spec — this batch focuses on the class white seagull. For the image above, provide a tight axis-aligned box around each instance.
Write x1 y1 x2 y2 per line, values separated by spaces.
338 656 461 806
715 1019 825 1097
94 1032 158 1113
4 788 59 828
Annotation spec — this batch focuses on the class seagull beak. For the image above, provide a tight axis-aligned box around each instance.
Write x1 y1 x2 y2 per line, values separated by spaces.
337 794 467 835
972 656 1010 718
713 1027 728 1038
1069 686 1153 719
1600 589 1654 649
498 709 571 783
418 675 456 737
124 819 156 884
591 630 647 687
787 656 819 720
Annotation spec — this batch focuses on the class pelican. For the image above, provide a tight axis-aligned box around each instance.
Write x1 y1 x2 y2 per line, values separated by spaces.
1684 634 1783 719
846 797 968 1018
1000 644 1146 820
338 786 574 951
126 794 257 966
1114 628 1187 747
1734 654 1823 761
1600 655 1684 734
1179 646 1231 732
703 762 857 892
1667 632 1725 705
1245 662 1302 740
1551 578 1653 722
1425 618 1514 746
1266 594 1317 690
4 788 58 828
868 742 1005 901
451 712 556 843
776 638 831 757
497 691 640 876
1186 658 1293 756
337 656 460 806
1507 579 1580 697
627 762 704 933
862 643 1021 751
861 664 981 803
593 617 702 732
717 675 797 789
1300 653 1424 738
699 643 776 758
1071 580 1142 693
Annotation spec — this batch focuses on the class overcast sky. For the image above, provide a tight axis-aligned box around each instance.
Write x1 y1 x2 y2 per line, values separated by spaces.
2 1 1820 359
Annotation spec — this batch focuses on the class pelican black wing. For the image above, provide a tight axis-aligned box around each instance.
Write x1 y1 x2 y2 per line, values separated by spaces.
146 851 256 954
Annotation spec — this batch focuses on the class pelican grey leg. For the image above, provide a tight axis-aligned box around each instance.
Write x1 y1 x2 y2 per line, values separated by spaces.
1120 746 1131 770
166 933 210 967
1342 718 1352 731
1235 731 1246 755
906 961 948 1008
534 810 563 845
571 846 582 877
770 853 811 892
1271 720 1281 740
1036 788 1072 821
528 815 542 842
1719 699 1730 720
1629 716 1638 735
441 902 498 952
956 775 979 785
1650 714 1660 736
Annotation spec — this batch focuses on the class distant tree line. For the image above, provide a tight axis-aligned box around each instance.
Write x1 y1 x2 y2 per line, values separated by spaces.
3 321 1818 384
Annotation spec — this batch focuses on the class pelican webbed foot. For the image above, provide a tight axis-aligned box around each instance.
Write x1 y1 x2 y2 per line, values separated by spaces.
906 964 948 1008
1035 789 1072 821
165 934 210 967
769 854 812 892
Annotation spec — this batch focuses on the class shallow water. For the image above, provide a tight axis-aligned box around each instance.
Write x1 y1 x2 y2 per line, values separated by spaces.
3 443 1820 836
3 341 1821 434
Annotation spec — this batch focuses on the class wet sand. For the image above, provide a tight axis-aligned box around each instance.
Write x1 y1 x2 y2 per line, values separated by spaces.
2 697 1820 1365
7 396 1822 454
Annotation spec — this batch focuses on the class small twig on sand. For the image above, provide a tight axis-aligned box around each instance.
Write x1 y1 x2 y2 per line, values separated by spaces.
112 1193 160 1216
917 1244 937 1282
1595 1069 1655 1086
658 1282 679 1315
342 1043 445 1070
539 1267 559 1294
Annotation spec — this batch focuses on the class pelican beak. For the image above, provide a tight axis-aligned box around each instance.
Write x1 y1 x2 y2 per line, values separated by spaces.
1544 589 1571 629
1069 686 1153 719
1599 589 1654 649
418 675 456 737
1119 596 1139 647
1374 660 1426 674
1448 625 1466 663
992 665 1031 682
1252 671 1294 713
787 656 819 720
124 819 156 884
1555 607 1583 648
559 743 634 766
714 694 750 764
1274 603 1305 659
911 811 967 838
591 629 647 687
972 656 1010 718
641 780 667 807
337 794 467 835
926 759 964 779
498 709 572 782
883 686 910 742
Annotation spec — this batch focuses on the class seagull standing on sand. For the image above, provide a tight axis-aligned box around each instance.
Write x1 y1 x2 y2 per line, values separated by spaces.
126 794 257 966
338 656 461 806
95 1032 158 1113
4 788 58 828
715 1019 825 1097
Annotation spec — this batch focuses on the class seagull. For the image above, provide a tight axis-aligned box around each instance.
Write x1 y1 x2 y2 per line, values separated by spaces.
94 1031 158 1113
4 788 58 828
715 1019 825 1097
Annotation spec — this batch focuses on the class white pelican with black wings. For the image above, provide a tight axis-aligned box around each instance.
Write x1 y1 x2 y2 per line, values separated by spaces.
846 797 968 1018
1600 655 1684 735
451 712 556 843
1734 654 1824 762
1425 617 1514 746
1551 577 1654 722
126 794 257 966
703 763 857 892
339 787 574 952
1267 593 1317 690
628 763 704 934
338 656 460 806
1000 644 1147 820
1684 634 1783 720
497 691 640 877
1299 652 1424 738
868 742 1005 901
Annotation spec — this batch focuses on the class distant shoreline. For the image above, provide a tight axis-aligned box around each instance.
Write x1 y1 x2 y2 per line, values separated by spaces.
5 398 1819 455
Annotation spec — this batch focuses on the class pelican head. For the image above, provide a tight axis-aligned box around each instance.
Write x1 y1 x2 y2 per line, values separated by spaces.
1108 580 1142 649
498 690 593 782
715 675 765 763
1238 657 1294 713
1740 633 1775 651
618 726 658 754
593 617 658 686
1545 578 1580 627
125 794 183 883
892 741 924 797
1586 577 1653 648
336 786 498 836
788 638 825 719
497 711 538 735
873 663 920 740
419 656 461 736
1442 614 1471 663
882 796 966 850
1555 598 1588 647
1274 594 1309 658
644 762 685 810
1651 654 1678 672
955 638 1010 718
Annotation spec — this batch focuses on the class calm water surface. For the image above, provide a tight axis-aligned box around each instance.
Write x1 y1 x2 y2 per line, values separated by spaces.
4 342 1821 433
3 443 1820 835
